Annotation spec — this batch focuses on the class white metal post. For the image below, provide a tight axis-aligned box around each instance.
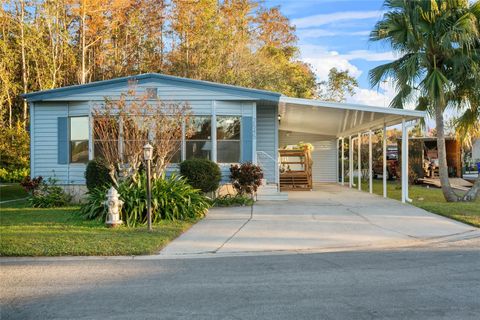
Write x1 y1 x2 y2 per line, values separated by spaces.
383 124 387 198
405 124 411 203
401 119 407 203
211 101 217 162
358 132 361 191
349 135 353 188
336 138 340 184
368 131 372 194
341 137 345 186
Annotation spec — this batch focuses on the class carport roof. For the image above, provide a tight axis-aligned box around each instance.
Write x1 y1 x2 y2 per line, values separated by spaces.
278 96 425 137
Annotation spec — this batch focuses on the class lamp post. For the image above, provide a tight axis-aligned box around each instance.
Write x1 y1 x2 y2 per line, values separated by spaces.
143 143 153 231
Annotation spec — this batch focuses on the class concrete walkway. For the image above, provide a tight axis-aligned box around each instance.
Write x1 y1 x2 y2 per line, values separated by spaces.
160 184 478 256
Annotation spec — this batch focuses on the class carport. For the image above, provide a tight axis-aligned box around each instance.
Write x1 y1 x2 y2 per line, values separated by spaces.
277 97 425 203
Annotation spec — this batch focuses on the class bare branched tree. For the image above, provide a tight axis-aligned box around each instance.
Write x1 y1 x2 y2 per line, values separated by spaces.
92 86 192 186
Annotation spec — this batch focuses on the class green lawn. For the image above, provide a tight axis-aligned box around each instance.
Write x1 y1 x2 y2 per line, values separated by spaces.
0 184 28 202
0 192 198 256
361 179 480 228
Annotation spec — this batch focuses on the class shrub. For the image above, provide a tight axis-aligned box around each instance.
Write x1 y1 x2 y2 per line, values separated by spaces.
0 167 30 183
0 123 30 171
179 158 221 193
230 162 263 196
151 175 210 221
212 194 254 207
20 176 43 194
79 188 108 220
28 177 72 208
80 174 210 226
85 159 113 191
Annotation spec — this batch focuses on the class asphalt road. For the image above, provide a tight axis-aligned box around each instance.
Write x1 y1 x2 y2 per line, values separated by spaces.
1 242 480 320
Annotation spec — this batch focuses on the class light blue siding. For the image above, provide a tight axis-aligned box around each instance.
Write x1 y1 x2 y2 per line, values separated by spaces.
256 104 277 184
216 101 254 116
24 74 281 102
32 102 69 183
69 101 90 115
32 102 90 184
90 100 215 116
40 80 258 102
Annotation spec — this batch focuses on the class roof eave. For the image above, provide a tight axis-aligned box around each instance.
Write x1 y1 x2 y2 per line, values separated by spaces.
279 96 426 119
23 73 282 102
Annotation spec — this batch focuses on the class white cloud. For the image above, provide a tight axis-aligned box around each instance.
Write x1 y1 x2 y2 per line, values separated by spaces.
292 11 383 28
347 78 418 110
300 45 362 81
299 45 394 81
348 78 394 107
348 88 392 107
297 29 370 38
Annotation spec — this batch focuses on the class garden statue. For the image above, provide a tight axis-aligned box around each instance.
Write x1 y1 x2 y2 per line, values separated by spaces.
104 187 124 227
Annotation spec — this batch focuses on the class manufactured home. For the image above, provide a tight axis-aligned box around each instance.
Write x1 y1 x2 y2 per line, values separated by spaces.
23 73 424 202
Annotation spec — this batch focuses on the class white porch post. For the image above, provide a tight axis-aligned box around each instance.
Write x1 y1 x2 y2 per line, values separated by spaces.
88 101 94 160
383 124 387 198
211 101 217 162
401 118 407 203
341 137 345 186
405 124 411 202
357 132 361 191
368 130 372 194
349 135 353 188
336 138 340 184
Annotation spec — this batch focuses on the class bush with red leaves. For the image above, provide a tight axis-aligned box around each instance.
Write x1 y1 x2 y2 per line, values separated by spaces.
20 176 43 194
229 163 263 196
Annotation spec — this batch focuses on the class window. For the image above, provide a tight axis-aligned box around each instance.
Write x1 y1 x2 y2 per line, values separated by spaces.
145 87 158 99
93 116 119 160
169 142 182 163
122 116 149 162
70 117 89 163
186 116 211 160
217 116 240 163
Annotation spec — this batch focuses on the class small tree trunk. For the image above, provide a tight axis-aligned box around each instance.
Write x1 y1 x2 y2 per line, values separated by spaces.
435 103 459 202
80 6 86 84
19 0 28 126
461 176 480 201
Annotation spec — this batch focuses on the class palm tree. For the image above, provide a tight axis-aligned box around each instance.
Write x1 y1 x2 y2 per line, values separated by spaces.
370 0 480 202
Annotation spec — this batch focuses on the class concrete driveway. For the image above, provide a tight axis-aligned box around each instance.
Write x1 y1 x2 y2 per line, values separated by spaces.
160 184 478 256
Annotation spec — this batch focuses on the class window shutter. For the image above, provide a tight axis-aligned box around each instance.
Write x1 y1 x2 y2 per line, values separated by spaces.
241 116 253 162
58 117 69 164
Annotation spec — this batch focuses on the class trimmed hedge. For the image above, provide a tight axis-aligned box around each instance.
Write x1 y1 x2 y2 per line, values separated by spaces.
179 158 221 193
85 159 113 191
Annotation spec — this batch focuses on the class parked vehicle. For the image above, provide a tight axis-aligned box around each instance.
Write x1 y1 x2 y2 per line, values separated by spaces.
373 145 398 179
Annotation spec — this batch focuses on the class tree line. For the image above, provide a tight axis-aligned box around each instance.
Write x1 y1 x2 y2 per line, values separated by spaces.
1 0 322 128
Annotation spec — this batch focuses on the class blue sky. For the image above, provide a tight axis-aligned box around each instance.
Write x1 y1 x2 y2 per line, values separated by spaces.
265 0 398 108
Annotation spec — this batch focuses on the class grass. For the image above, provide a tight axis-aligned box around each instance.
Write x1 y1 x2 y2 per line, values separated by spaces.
0 184 28 202
360 179 480 228
0 190 199 256
1 181 478 256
